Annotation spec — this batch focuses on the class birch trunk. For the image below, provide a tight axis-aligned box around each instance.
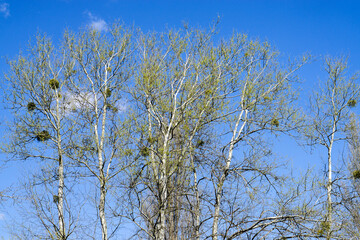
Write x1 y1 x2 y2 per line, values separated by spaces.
94 66 109 240
99 180 108 240
326 121 336 240
55 88 65 239
157 151 167 239
57 154 65 239
212 110 247 240
98 110 109 240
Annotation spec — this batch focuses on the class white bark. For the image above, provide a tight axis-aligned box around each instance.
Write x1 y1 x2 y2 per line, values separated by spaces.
212 110 247 240
57 155 65 239
326 120 336 240
99 180 108 240
92 64 110 240
157 137 168 240
55 88 65 239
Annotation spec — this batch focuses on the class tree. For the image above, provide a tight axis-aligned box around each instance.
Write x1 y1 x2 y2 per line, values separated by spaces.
5 21 351 240
3 24 135 240
3 34 75 239
206 36 308 240
122 24 310 239
126 27 224 239
305 56 360 239
62 24 134 240
336 114 360 238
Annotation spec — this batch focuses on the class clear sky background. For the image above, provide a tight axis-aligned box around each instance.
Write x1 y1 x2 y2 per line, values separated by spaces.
1 0 360 238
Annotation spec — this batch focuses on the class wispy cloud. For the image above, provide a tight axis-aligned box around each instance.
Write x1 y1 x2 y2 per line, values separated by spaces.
0 213 5 220
86 12 108 32
60 91 127 115
61 91 95 115
0 2 10 18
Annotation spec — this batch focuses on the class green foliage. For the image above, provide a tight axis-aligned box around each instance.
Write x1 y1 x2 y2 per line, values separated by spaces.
36 130 51 142
105 88 112 98
352 170 360 179
196 139 205 148
140 146 150 157
53 195 59 203
147 137 156 144
106 104 118 112
270 118 279 127
49 79 59 90
124 149 133 156
348 99 357 107
158 147 164 156
27 102 36 112
318 221 330 235
204 89 213 96
263 95 272 101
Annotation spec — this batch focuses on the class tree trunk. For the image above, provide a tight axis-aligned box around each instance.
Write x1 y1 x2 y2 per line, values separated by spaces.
58 155 65 239
326 122 336 240
157 132 171 240
212 110 246 240
326 147 332 240
212 133 237 240
99 180 108 240
193 168 200 240
98 70 109 240
157 159 167 239
55 89 65 239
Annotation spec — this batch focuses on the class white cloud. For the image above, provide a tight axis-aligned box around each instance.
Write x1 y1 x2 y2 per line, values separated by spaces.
60 91 127 115
87 12 108 32
0 213 5 220
62 91 95 114
0 2 10 18
91 19 108 32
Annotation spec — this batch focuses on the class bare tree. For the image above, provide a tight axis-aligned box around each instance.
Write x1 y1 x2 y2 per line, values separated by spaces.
63 23 134 240
124 24 310 240
305 56 360 239
208 42 308 240
3 34 76 239
4 24 135 240
124 25 230 239
335 114 360 238
6 21 357 240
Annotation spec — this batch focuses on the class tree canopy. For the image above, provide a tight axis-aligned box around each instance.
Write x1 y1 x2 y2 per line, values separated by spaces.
2 22 360 240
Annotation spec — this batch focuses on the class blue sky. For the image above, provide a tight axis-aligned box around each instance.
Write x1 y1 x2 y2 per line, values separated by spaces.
1 0 360 238
1 0 360 61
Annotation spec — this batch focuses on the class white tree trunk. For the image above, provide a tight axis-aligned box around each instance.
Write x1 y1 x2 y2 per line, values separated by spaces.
212 110 247 240
157 149 167 239
326 121 336 240
58 154 65 239
97 67 109 240
55 89 65 239
99 180 108 240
